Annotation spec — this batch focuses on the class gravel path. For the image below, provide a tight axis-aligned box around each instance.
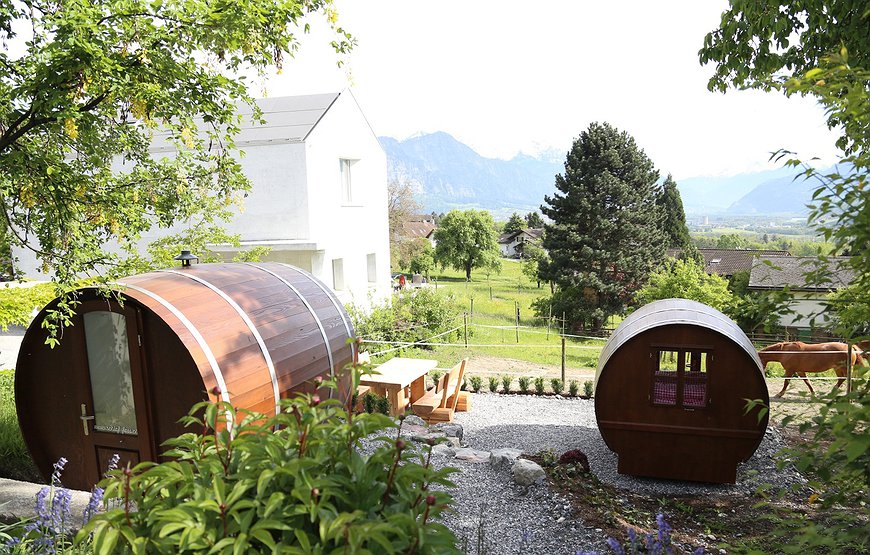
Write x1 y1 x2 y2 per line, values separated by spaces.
411 393 804 555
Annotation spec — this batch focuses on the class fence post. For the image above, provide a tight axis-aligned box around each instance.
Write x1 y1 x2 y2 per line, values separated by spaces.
561 337 566 383
562 311 566 336
547 306 552 340
470 298 474 324
847 342 853 394
464 312 468 349
515 301 520 343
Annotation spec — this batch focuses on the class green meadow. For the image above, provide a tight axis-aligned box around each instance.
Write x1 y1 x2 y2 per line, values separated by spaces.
382 259 607 378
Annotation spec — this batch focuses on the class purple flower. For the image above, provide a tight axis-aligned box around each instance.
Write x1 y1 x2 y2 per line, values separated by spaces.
693 548 706 555
50 457 68 486
606 537 625 555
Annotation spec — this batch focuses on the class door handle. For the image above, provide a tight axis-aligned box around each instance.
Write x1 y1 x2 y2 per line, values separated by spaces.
80 404 95 436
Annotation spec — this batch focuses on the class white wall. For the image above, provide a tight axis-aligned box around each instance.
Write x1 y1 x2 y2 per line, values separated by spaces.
781 293 831 328
304 92 391 306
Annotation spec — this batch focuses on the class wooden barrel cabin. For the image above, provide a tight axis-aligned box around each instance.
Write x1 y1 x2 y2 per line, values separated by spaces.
594 299 768 484
15 262 355 490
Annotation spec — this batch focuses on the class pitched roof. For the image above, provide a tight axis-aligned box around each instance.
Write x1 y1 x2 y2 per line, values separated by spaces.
666 248 791 276
748 256 855 291
498 228 543 244
234 93 341 144
401 221 436 240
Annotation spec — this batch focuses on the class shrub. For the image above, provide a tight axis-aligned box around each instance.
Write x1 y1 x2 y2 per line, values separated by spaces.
550 378 564 395
487 376 499 392
518 376 531 394
568 380 580 397
558 449 590 472
347 288 461 350
470 375 483 393
430 370 443 388
0 369 40 481
376 395 391 415
362 391 378 414
583 380 594 397
80 373 461 554
501 375 512 393
533 376 545 395
0 282 56 331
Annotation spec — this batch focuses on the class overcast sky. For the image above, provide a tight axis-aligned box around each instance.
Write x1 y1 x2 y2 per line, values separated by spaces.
261 1 842 180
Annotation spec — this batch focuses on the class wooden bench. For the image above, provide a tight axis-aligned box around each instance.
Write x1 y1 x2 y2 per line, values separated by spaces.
411 359 467 423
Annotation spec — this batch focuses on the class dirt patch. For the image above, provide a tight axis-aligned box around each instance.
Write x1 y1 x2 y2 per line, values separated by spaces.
463 354 596 383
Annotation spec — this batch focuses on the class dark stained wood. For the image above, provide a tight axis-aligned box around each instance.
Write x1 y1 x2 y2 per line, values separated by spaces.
15 263 355 490
595 323 768 484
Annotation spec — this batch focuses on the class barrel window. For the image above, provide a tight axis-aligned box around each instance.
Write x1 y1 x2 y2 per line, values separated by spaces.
652 348 710 409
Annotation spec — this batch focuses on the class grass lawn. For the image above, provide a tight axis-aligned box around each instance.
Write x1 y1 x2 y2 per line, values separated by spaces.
0 369 41 482
383 259 608 379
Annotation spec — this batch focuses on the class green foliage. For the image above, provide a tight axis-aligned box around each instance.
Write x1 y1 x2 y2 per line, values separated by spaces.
500 375 512 393
533 376 545 395
827 284 870 338
703 5 870 550
728 288 794 334
550 378 564 395
0 369 40 481
583 380 594 398
433 210 502 280
540 122 665 331
469 375 483 393
503 212 526 234
520 242 548 288
79 373 461 554
487 376 499 393
525 211 544 229
517 376 531 394
0 283 56 331
388 179 422 270
347 288 461 351
0 0 352 290
568 380 580 397
362 392 390 415
430 370 443 388
634 258 737 313
409 240 436 278
656 174 693 251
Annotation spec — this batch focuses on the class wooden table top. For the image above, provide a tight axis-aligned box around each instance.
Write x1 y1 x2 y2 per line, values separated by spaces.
360 357 438 387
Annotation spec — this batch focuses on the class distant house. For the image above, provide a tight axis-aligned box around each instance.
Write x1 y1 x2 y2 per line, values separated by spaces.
399 220 436 245
666 248 791 279
498 228 543 258
748 255 855 329
12 91 391 305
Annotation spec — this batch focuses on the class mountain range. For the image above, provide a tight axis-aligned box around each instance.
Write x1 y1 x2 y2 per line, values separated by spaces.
380 132 826 217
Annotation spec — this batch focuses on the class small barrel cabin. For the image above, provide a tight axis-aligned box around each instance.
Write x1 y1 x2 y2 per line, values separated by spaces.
594 299 768 484
15 262 355 490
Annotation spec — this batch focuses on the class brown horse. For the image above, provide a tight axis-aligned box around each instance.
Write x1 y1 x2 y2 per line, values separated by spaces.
758 341 865 398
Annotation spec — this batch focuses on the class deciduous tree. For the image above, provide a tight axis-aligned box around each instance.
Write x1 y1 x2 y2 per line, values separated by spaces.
433 210 501 280
0 0 352 289
538 122 665 331
634 258 736 313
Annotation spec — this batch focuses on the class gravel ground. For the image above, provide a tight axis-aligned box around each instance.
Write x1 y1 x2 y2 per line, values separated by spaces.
398 392 806 555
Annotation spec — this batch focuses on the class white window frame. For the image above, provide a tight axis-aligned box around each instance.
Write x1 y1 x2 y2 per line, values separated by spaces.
366 253 377 284
339 158 358 205
332 258 345 291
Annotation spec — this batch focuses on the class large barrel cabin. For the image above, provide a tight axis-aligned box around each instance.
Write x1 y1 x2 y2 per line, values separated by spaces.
15 262 355 490
594 299 768 483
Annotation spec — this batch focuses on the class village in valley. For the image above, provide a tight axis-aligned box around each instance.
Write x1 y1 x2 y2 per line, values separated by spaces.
0 1 867 554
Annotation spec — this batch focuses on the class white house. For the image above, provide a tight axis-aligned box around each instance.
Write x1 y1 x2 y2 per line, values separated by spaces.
498 228 543 258
13 90 392 305
748 255 855 329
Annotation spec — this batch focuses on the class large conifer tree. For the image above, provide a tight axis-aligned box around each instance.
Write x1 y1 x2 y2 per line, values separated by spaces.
539 122 665 330
656 174 702 263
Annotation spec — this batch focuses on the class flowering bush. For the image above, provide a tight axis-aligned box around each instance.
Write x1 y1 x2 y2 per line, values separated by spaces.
79 371 461 553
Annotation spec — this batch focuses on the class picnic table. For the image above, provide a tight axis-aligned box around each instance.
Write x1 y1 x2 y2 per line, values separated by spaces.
360 357 438 416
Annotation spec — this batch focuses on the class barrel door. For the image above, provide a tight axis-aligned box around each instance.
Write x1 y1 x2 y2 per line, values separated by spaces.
75 301 155 482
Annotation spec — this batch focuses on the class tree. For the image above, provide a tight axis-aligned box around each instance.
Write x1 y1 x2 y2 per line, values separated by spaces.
409 240 435 278
521 242 548 289
0 0 352 290
433 210 501 280
503 212 525 234
538 122 665 331
715 233 750 250
634 258 736 314
388 179 421 242
525 211 544 228
702 5 870 551
656 175 690 248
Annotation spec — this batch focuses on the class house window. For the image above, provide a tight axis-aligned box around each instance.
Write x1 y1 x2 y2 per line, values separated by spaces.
651 348 710 409
332 258 345 290
339 159 357 204
366 253 377 284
